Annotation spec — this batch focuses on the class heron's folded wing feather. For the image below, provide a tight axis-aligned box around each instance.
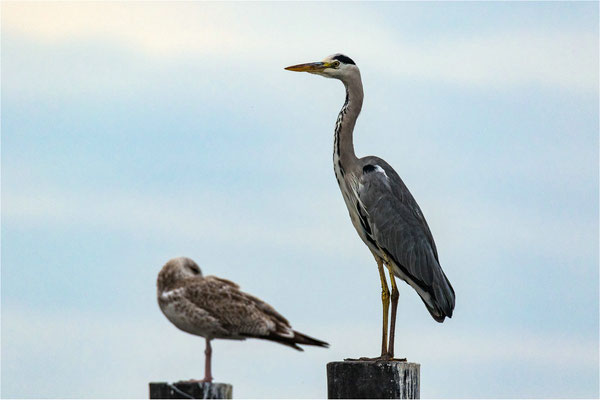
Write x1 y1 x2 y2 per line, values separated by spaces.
357 163 454 316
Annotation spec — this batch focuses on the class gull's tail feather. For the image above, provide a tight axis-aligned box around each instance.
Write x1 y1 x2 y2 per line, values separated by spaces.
253 330 329 351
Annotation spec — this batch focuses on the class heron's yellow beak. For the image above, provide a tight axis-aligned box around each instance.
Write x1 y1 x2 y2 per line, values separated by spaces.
285 62 331 72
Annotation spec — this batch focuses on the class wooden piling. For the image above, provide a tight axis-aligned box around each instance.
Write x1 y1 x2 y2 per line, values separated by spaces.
149 381 232 399
327 360 420 399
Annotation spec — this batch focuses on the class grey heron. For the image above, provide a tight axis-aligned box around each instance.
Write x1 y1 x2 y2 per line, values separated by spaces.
285 54 455 360
157 257 328 382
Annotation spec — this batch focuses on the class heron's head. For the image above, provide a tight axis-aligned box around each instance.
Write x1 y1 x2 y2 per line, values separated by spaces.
158 257 202 290
285 53 358 82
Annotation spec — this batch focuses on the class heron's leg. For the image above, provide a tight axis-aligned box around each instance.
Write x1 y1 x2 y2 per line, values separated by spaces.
204 338 213 383
376 256 390 357
387 266 399 358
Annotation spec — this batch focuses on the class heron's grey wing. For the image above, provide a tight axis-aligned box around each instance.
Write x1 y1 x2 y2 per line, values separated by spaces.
357 162 455 321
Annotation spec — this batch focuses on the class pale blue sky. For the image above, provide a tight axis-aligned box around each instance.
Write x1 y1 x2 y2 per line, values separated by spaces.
1 2 598 398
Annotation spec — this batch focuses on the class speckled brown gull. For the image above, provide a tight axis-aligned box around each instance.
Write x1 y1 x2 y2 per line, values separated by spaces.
157 256 329 382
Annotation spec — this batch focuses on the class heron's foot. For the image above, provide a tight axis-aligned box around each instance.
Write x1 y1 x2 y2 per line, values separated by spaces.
344 355 407 362
179 378 213 384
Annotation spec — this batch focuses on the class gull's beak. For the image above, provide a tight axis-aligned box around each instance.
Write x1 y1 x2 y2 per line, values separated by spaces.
285 61 330 72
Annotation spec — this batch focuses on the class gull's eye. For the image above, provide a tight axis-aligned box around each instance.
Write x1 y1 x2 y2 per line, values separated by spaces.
332 61 340 68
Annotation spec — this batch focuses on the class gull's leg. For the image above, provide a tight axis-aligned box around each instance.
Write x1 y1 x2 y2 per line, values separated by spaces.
204 338 213 383
376 256 390 357
387 266 399 358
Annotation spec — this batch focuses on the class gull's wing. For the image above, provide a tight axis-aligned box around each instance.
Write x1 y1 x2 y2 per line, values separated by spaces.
184 276 328 350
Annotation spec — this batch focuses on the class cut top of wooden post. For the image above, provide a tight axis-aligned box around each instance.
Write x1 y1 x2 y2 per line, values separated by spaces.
327 360 420 399
149 381 232 399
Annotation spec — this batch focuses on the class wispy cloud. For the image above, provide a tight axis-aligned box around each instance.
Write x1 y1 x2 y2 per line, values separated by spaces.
1 3 256 57
2 184 358 257
379 31 598 92
3 179 595 269
3 2 597 92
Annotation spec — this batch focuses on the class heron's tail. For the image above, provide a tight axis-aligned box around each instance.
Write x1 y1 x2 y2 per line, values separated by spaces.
424 269 455 323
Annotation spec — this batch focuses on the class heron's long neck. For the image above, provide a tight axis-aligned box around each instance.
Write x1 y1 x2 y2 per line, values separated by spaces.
334 74 363 173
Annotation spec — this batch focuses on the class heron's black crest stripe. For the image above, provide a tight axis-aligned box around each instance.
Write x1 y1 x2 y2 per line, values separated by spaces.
333 55 356 65
363 164 376 174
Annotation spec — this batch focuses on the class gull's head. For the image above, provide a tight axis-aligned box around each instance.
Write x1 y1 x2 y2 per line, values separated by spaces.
285 53 358 82
158 257 202 290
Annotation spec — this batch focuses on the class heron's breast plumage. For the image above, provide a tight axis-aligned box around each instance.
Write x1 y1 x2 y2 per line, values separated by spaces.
334 164 383 258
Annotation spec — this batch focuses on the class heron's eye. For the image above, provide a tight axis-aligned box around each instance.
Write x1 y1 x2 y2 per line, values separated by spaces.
332 61 340 68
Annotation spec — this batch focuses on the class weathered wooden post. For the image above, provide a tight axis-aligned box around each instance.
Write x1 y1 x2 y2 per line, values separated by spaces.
149 381 232 399
327 360 420 399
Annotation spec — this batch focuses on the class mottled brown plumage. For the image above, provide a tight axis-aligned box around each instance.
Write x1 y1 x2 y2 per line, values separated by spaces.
157 257 328 382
